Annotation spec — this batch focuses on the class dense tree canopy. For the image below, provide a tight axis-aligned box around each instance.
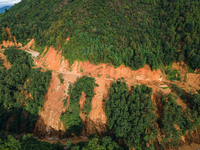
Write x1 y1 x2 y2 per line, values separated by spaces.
0 0 200 70
105 80 200 149
0 47 51 133
66 134 123 150
0 133 124 150
157 91 200 148
0 59 3 67
60 76 98 136
105 79 158 149
0 0 200 149
0 133 64 150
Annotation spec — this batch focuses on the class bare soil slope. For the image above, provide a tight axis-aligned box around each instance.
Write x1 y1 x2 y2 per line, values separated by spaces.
1 35 200 149
34 46 166 134
0 27 22 48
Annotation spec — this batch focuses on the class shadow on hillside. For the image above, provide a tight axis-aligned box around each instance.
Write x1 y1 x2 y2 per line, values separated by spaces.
33 115 108 140
82 117 107 137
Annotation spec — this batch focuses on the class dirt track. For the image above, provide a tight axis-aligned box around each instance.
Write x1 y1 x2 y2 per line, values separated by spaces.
1 48 39 58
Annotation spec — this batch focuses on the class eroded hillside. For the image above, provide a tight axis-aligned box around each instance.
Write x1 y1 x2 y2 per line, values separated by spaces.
0 37 200 149
33 40 199 149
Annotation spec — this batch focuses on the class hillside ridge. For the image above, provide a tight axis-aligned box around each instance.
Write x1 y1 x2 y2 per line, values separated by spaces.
0 0 200 149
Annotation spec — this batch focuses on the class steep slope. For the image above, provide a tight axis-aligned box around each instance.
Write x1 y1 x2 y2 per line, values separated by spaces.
34 44 199 132
1 0 200 71
0 37 200 149
34 46 164 136
0 27 22 48
0 0 200 149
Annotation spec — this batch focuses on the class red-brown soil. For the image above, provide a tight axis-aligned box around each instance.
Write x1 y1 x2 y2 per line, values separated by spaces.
34 46 167 135
0 27 22 48
24 39 35 50
0 52 11 69
186 73 200 91
179 143 200 150
178 41 183 52
33 44 200 150
35 72 79 133
80 91 86 110
0 40 15 48
172 61 200 92
66 37 69 43
1 33 200 149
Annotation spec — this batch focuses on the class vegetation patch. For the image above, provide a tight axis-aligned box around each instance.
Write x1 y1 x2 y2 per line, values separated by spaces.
105 79 158 149
105 79 200 149
0 133 124 150
66 134 123 150
97 74 102 77
60 76 98 136
1 0 200 70
164 68 181 81
160 87 169 89
42 47 49 58
0 59 3 67
57 73 64 84
157 93 198 148
0 47 51 133
0 133 64 150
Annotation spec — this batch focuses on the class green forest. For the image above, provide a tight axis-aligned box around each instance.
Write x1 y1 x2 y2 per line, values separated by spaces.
0 133 124 150
65 134 123 150
105 79 158 149
0 133 64 150
0 0 200 149
60 76 97 136
157 93 197 148
0 0 200 70
0 47 51 133
104 79 200 149
0 48 199 149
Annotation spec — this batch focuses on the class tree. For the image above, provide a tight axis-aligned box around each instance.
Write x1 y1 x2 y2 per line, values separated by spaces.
184 35 191 44
130 41 136 49
0 135 21 150
175 34 181 42
105 79 157 149
60 76 97 136
1 27 7 41
1 48 52 133
88 53 94 61
161 22 167 29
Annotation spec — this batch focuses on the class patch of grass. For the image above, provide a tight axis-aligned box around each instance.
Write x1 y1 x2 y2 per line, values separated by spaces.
164 68 181 81
184 74 187 82
188 66 195 73
80 66 83 72
42 47 49 58
160 87 169 89
57 74 64 84
0 59 3 67
97 74 102 77
97 66 103 70
60 76 97 136
106 64 112 67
